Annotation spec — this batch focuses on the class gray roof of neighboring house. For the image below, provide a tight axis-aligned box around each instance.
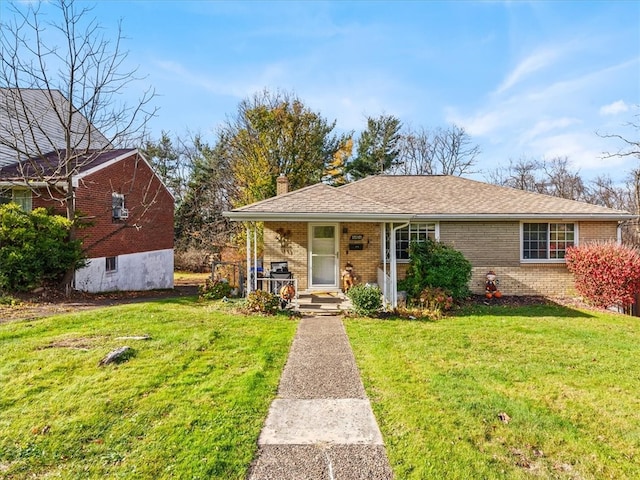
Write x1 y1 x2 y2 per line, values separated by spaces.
0 149 136 181
224 175 635 221
0 88 110 167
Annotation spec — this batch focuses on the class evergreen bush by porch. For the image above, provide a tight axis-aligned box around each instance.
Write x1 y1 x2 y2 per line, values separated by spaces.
347 283 383 316
400 239 472 302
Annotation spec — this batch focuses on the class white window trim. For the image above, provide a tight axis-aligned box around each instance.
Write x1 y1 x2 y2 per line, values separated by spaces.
520 221 579 264
385 222 440 264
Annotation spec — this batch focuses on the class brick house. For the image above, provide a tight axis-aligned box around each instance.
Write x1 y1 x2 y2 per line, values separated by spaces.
0 148 174 292
0 88 174 293
224 175 635 306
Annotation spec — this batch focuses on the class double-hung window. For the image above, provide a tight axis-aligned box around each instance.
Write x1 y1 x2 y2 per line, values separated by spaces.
522 222 576 261
0 189 32 212
387 222 438 261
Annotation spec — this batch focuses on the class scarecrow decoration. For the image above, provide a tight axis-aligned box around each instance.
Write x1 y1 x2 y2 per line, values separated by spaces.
485 270 502 299
341 262 357 293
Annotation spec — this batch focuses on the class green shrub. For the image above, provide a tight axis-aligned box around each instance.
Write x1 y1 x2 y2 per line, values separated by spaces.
0 293 19 306
199 278 232 300
245 290 280 314
401 239 471 302
347 284 382 317
0 204 85 292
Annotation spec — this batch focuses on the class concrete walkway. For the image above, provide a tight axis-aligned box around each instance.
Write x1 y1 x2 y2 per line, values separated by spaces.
248 316 394 480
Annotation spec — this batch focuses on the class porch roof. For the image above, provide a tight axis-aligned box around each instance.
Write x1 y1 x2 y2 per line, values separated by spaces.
224 175 636 222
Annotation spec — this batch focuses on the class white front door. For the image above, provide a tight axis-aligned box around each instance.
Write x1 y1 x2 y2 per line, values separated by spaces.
309 224 338 289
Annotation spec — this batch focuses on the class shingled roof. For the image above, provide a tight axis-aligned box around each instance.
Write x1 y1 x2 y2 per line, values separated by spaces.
0 149 136 181
224 175 635 221
0 89 110 167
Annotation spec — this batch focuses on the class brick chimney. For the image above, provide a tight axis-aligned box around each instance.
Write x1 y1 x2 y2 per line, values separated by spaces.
276 174 289 196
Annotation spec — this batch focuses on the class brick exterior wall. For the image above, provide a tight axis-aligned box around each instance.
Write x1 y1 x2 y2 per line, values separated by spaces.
264 222 309 290
263 219 621 297
442 220 619 296
339 222 381 286
33 152 174 259
264 221 383 292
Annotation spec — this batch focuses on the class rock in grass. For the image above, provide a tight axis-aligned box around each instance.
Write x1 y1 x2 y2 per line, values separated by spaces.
99 346 134 366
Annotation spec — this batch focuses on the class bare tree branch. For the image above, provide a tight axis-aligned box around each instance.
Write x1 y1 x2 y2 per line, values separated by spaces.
0 0 157 222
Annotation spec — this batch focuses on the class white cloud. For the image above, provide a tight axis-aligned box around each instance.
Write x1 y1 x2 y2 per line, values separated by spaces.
521 117 581 143
599 100 629 116
495 48 563 95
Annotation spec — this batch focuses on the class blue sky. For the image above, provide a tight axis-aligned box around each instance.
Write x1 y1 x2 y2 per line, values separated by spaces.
4 0 640 182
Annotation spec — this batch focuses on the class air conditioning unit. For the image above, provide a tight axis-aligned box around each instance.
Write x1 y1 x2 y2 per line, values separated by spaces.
119 208 129 220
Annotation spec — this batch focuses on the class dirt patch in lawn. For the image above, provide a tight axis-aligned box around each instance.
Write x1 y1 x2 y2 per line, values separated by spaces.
39 336 104 350
0 284 199 324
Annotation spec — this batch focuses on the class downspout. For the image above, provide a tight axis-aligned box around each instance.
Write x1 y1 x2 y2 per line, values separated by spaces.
391 221 410 308
246 223 252 295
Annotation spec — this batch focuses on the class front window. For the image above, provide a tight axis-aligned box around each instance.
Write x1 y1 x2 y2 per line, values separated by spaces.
387 222 437 261
522 222 575 261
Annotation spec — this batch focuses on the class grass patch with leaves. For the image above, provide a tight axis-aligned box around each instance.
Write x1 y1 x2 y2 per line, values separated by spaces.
345 303 640 479
0 298 297 479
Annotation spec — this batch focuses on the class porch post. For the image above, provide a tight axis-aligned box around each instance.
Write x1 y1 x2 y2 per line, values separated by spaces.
391 222 409 308
382 222 388 307
253 226 258 290
390 224 396 308
245 223 252 295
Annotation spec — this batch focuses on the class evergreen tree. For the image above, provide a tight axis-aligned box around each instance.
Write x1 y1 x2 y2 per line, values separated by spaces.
346 115 402 180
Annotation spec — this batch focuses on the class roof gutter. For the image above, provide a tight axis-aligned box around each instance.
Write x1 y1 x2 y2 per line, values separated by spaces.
413 213 637 221
223 211 636 222
0 180 68 189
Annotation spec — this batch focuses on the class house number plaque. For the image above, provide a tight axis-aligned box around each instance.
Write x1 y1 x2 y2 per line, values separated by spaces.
350 234 364 240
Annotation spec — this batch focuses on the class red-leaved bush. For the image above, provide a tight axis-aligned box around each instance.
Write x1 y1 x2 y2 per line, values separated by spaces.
565 242 640 309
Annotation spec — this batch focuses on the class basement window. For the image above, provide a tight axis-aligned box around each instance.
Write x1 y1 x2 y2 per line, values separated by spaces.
106 256 117 273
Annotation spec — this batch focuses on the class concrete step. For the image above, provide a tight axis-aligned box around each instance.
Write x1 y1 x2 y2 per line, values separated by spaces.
296 292 351 314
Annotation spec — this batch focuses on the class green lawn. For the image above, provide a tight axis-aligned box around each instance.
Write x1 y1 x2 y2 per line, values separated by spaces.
346 303 640 479
0 298 297 479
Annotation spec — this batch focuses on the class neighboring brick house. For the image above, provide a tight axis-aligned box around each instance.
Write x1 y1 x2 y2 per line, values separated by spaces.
224 175 635 306
0 148 174 292
0 89 174 293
